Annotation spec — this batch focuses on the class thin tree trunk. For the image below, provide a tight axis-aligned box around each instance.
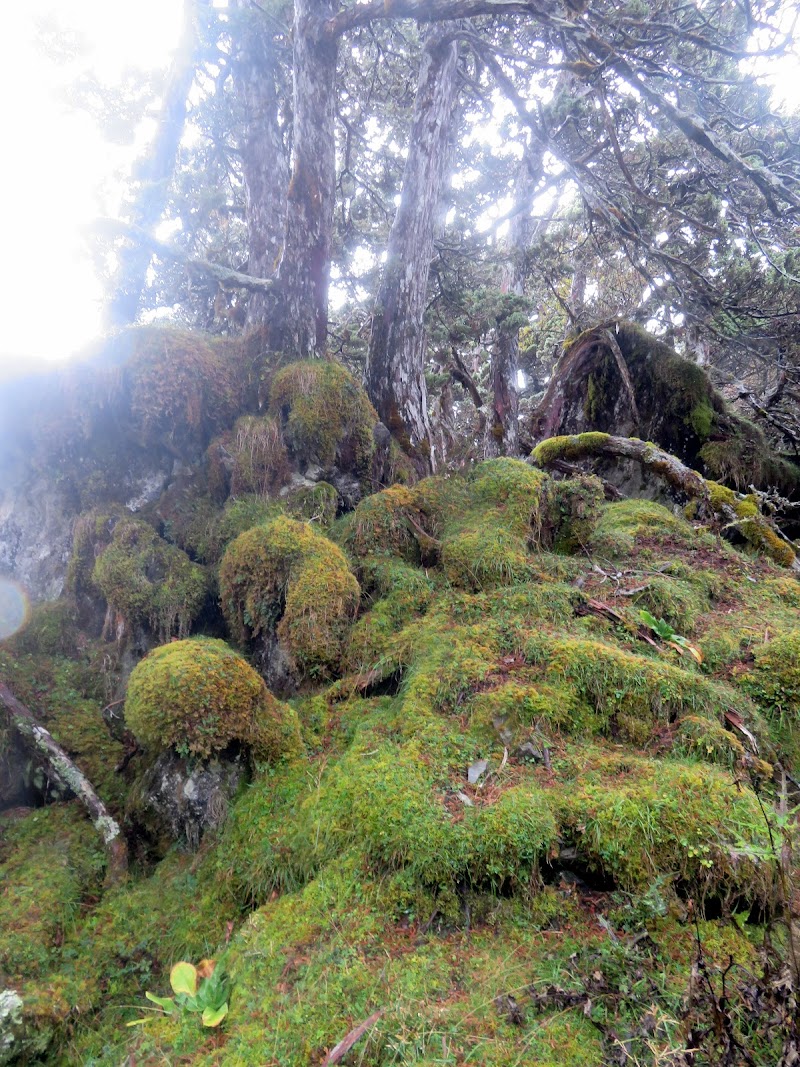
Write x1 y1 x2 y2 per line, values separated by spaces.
106 0 201 328
232 1 290 328
0 683 128 885
271 0 338 356
365 24 461 473
484 160 538 458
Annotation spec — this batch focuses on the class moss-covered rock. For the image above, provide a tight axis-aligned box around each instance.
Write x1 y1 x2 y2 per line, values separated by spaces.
93 517 208 639
229 414 290 497
219 516 360 677
269 360 377 478
123 637 302 760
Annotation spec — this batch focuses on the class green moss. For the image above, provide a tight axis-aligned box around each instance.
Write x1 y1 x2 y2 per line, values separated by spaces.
124 637 302 760
532 432 611 467
740 630 800 765
0 804 104 981
524 632 761 748
345 484 420 560
556 752 771 898
230 414 290 496
543 473 605 554
441 525 535 591
93 517 208 638
285 481 338 527
219 515 360 677
269 360 377 477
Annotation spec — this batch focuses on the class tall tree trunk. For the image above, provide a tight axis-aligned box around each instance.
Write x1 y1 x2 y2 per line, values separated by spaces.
484 160 539 457
106 0 201 328
232 1 290 328
365 24 461 473
271 0 338 357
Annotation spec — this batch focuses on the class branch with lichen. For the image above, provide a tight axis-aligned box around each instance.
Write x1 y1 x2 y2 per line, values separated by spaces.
531 433 798 569
0 682 128 885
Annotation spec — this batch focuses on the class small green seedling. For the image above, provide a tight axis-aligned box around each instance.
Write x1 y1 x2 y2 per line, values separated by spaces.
639 609 703 664
128 959 230 1028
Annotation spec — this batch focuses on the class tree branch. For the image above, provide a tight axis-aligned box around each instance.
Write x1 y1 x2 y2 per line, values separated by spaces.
0 682 128 885
99 219 276 295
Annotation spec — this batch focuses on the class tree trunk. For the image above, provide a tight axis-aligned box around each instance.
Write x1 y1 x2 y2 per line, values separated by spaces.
271 0 338 357
232 1 290 328
0 683 128 885
106 0 201 328
365 24 461 473
484 160 537 458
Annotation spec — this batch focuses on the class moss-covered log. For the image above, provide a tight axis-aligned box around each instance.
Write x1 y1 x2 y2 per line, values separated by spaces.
0 682 128 884
532 432 798 568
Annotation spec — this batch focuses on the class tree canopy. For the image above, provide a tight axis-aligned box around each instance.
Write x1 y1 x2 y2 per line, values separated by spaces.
95 0 800 468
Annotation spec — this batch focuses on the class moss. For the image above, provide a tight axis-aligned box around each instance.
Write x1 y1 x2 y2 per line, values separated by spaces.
345 484 420 560
8 599 80 659
442 525 536 590
556 752 771 899
543 473 605 554
740 630 800 765
524 632 761 748
706 482 796 567
93 517 208 638
532 432 611 467
285 481 338 527
229 414 290 496
470 680 601 741
0 648 126 810
219 516 360 677
269 360 377 477
124 637 302 760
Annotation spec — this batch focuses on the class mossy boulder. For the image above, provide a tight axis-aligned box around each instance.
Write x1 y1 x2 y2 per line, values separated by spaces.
93 517 208 639
269 360 377 478
229 414 290 496
219 516 360 677
530 322 800 497
123 637 302 761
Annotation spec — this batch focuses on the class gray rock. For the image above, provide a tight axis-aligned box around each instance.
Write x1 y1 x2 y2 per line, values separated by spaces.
135 750 247 850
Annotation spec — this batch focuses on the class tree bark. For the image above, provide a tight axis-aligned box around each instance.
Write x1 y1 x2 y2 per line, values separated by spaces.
106 0 201 328
484 160 538 458
365 23 461 473
232 1 290 328
271 0 338 357
0 683 128 885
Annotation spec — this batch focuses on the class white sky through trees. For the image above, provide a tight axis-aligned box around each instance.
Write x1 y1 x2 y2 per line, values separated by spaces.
0 0 797 375
0 0 183 373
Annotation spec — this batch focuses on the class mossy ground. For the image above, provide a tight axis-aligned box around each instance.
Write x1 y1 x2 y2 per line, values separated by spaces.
3 429 800 1062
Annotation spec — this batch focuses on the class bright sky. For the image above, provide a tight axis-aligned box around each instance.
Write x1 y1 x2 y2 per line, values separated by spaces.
0 0 183 372
0 1 795 376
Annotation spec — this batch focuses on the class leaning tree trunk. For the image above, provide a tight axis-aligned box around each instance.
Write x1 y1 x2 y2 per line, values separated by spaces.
271 0 338 357
365 23 461 473
106 0 201 328
0 683 128 885
232 0 290 328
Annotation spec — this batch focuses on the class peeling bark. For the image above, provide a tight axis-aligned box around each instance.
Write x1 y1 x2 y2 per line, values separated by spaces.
232 1 290 328
365 24 461 472
484 160 538 458
0 683 128 885
272 0 338 357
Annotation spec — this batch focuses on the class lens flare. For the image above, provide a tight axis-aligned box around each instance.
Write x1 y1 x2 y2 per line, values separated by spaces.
0 579 29 640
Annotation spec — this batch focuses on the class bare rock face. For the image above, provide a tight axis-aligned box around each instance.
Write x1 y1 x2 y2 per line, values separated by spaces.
132 750 248 851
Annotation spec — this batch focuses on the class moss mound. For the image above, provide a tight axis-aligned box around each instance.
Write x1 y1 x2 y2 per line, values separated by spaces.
123 637 302 760
8 449 800 1066
219 515 360 677
93 516 208 638
269 360 377 477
